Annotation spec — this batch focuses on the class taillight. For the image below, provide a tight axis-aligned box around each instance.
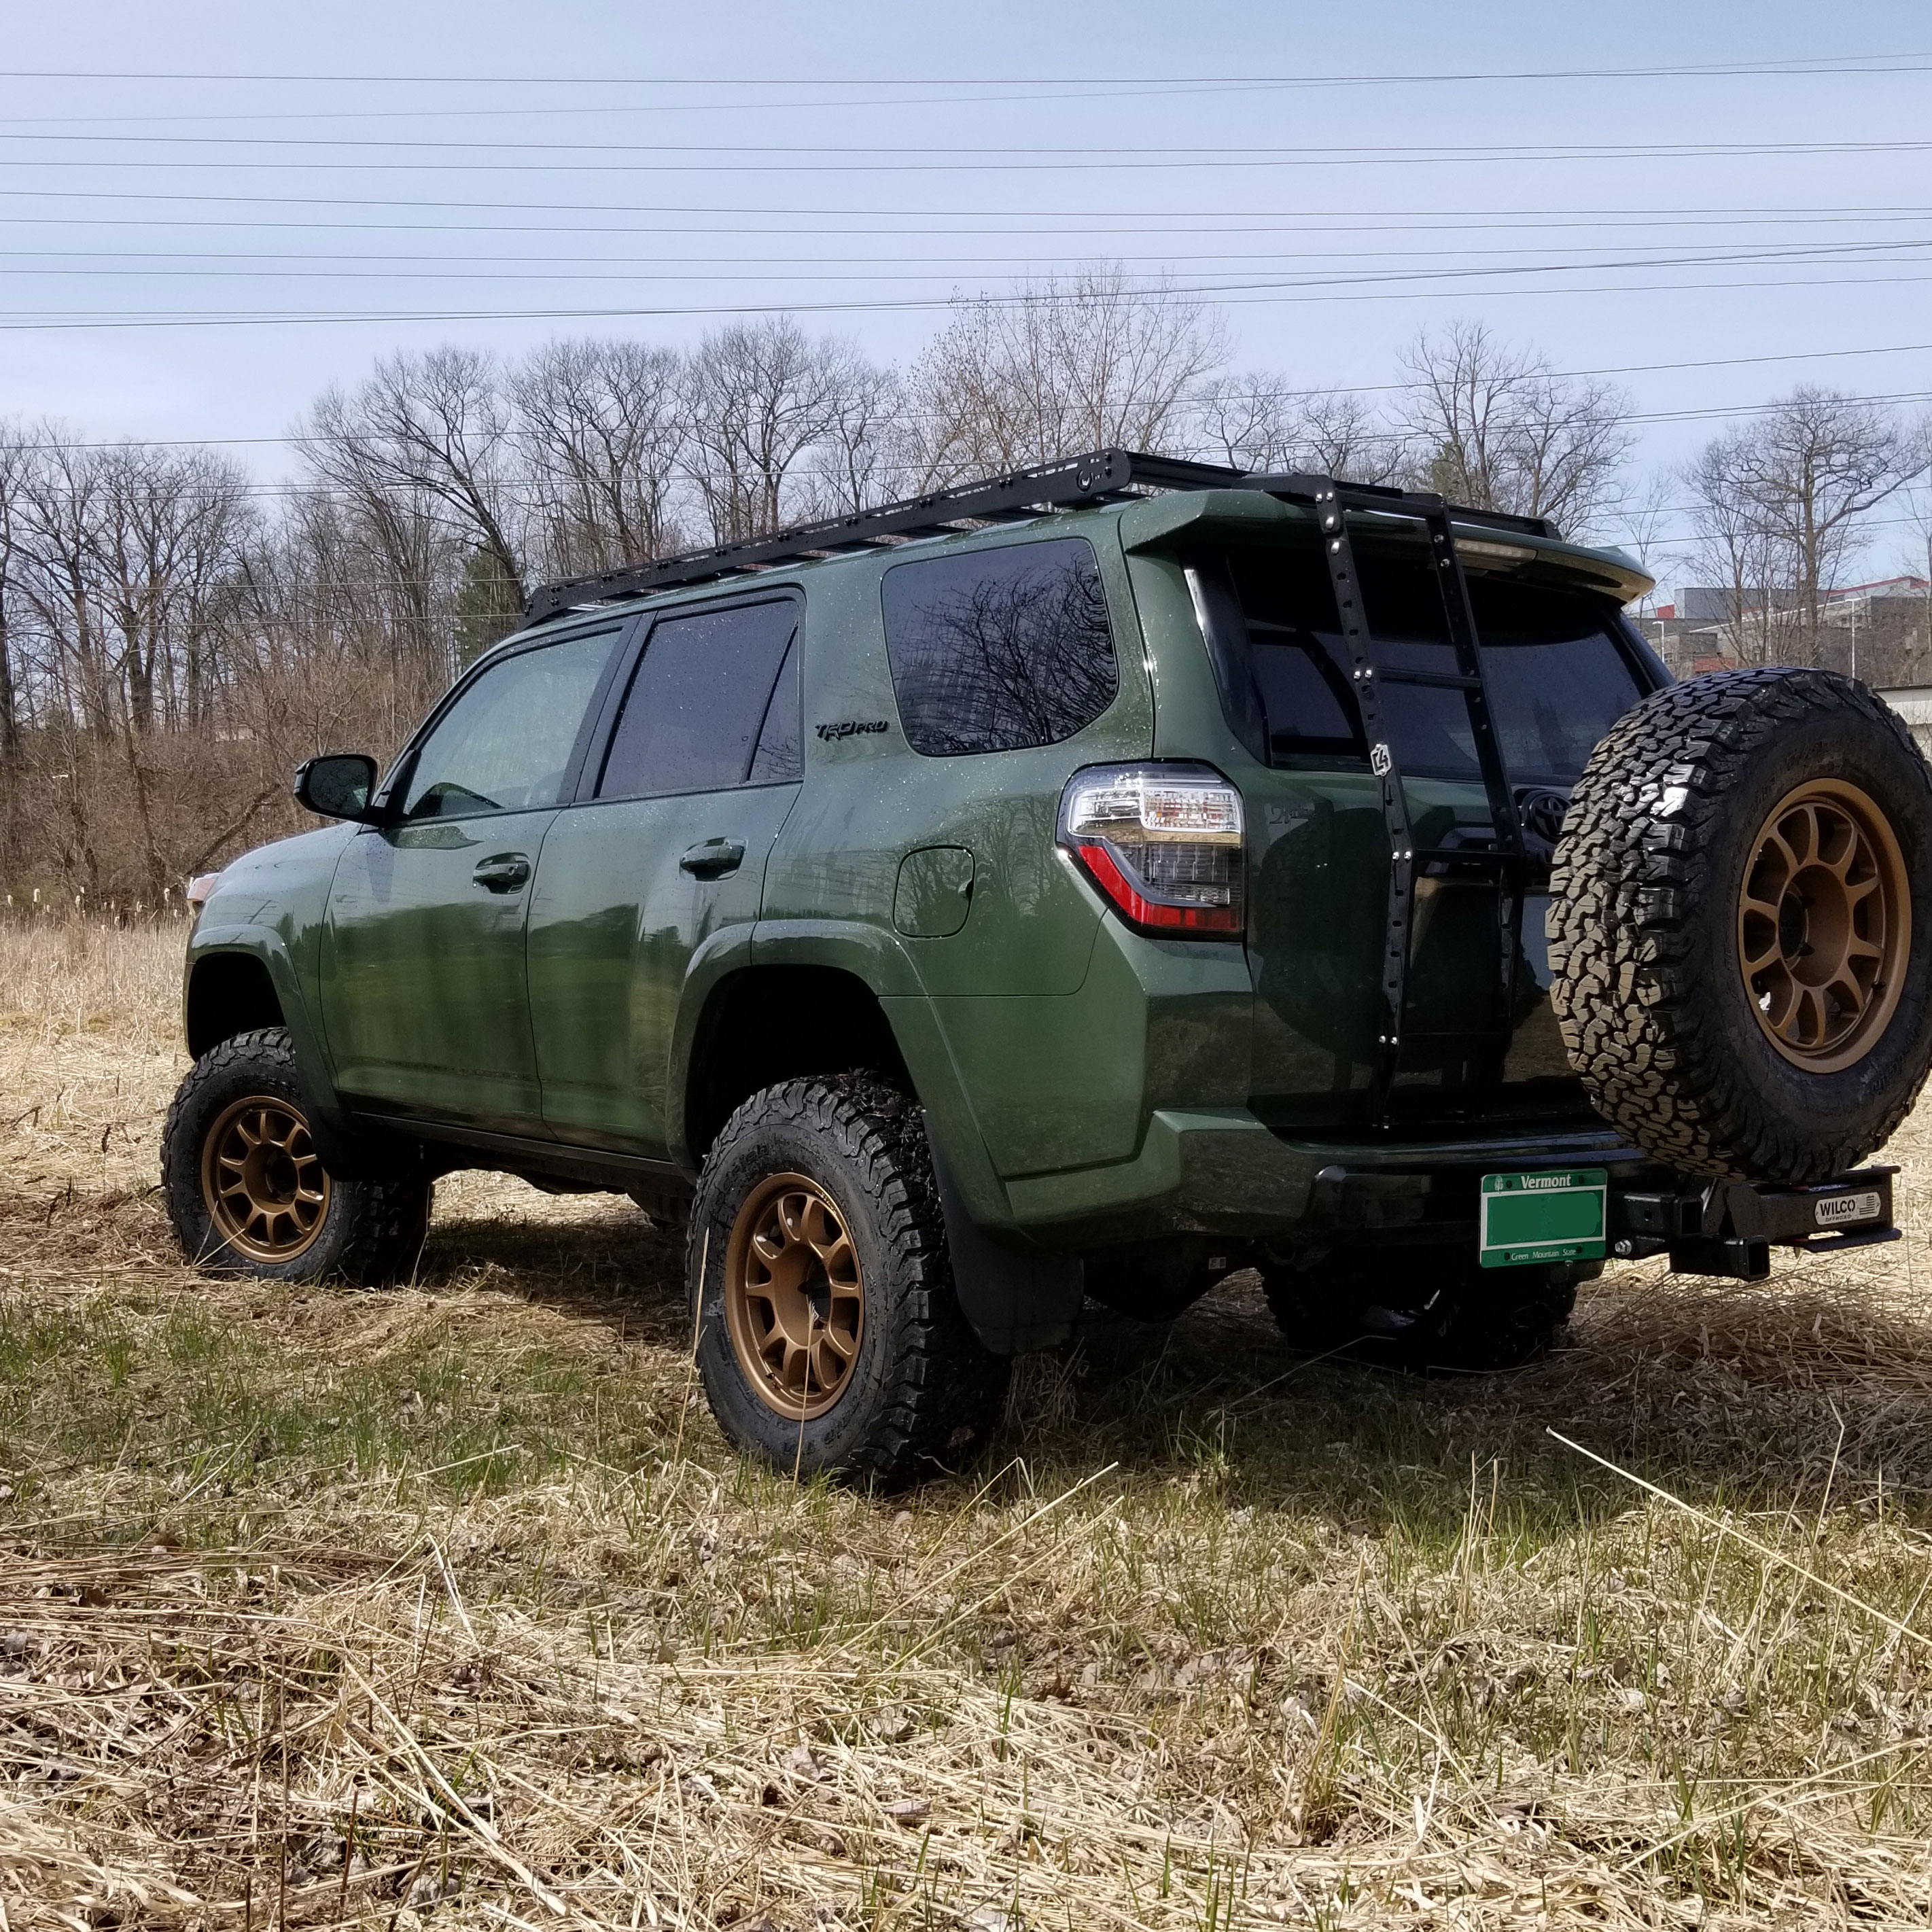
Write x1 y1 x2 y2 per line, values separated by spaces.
1057 762 1245 936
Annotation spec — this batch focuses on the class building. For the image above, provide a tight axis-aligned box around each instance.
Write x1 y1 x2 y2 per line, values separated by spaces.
1877 685 1932 760
1641 578 1932 682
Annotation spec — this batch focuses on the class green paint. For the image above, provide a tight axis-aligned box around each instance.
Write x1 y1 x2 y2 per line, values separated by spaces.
184 495 1656 1264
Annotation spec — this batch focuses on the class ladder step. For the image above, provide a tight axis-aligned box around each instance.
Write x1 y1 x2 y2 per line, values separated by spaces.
1411 845 1515 865
1376 668 1482 691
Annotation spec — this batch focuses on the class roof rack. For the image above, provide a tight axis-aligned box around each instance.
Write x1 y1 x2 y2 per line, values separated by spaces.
523 447 1558 623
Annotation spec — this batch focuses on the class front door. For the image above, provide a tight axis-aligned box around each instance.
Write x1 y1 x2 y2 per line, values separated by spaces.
529 595 803 1155
322 623 627 1131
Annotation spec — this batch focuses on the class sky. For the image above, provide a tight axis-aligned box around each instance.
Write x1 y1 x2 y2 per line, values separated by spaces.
0 0 1929 584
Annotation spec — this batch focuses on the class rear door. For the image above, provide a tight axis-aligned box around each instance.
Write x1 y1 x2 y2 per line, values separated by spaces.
321 622 629 1131
527 594 803 1156
1185 527 1657 1134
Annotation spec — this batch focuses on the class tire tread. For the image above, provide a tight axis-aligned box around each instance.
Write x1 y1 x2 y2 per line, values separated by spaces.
687 1074 1006 1486
1549 667 1932 1180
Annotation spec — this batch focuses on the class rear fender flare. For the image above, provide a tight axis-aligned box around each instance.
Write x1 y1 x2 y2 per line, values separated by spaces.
671 917 1015 1237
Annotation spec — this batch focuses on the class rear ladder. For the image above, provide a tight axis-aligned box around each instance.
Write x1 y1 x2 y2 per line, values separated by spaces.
1266 476 1528 1123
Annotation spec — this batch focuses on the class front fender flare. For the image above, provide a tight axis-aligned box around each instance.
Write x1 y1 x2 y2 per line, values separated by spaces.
185 923 362 1169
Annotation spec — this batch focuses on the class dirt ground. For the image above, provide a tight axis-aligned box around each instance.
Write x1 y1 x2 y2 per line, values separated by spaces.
7 917 1932 1929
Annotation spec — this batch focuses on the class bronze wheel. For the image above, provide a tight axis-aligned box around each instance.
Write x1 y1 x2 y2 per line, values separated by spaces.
1738 778 1912 1074
723 1172 864 1421
198 1093 330 1264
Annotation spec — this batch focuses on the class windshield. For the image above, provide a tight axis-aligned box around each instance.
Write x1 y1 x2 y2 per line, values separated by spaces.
1190 532 1653 788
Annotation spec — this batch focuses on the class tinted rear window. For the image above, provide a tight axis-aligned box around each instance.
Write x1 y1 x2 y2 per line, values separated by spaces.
1197 538 1646 787
598 599 798 798
881 538 1118 756
1466 579 1649 786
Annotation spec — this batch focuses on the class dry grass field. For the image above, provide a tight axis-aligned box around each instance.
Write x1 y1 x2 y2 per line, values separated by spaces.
7 920 1932 1929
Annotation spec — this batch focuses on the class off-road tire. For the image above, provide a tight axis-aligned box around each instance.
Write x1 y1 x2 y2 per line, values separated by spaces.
1549 667 1932 1182
162 1028 432 1284
1263 1246 1580 1371
686 1075 1008 1487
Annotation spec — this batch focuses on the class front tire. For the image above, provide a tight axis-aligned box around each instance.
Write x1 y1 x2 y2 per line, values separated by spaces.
162 1028 431 1284
687 1076 1008 1486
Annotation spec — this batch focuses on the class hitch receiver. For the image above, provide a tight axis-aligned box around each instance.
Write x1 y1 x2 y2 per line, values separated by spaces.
1610 1167 1897 1281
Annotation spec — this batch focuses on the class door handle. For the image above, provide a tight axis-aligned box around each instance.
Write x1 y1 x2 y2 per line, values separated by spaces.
472 853 531 894
680 839 745 879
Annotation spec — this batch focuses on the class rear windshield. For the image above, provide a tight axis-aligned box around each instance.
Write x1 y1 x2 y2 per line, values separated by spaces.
1189 534 1651 788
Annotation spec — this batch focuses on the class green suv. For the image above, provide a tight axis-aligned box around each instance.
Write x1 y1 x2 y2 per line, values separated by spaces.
167 452 1932 1482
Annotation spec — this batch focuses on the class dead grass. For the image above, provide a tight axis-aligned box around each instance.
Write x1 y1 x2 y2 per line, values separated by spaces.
6 919 1932 1927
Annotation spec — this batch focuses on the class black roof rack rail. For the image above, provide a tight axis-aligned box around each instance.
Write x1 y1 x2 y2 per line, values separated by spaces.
523 447 1558 623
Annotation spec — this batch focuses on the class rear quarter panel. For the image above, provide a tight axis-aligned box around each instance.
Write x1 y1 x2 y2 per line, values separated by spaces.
756 519 1166 1201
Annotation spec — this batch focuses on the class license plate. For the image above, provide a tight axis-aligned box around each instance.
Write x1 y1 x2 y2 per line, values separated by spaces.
1479 1170 1609 1268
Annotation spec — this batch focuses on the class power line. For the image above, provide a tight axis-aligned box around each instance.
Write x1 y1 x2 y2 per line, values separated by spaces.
29 67 1924 135
5 239 1927 269
5 363 1929 460
2 137 1929 173
7 186 1931 226
1 233 1928 284
2 54 1927 86
8 213 1932 250
6 260 1932 331
6 132 1932 160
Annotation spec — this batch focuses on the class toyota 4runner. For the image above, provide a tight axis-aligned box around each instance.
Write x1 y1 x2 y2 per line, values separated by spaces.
166 451 1932 1483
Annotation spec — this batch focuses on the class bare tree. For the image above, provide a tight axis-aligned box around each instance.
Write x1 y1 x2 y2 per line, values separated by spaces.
0 434 24 763
514 338 690 575
303 347 526 650
1683 440 1785 663
12 434 113 741
297 391 468 686
680 319 874 542
909 267 1227 483
1685 389 1931 661
86 446 249 732
1601 468 1689 622
1191 375 1407 482
802 355 907 518
1398 321 1634 537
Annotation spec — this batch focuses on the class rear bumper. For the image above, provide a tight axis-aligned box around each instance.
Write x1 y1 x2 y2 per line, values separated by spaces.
1004 1108 1644 1245
1003 1106 1897 1274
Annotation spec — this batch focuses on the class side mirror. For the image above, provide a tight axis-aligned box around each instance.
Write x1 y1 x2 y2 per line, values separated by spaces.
294 753 381 823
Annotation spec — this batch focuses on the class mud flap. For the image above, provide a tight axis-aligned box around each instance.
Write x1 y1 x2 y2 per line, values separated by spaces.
926 1124 1085 1354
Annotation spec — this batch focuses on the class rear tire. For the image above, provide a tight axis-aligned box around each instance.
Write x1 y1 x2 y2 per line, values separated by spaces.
162 1028 432 1284
1263 1245 1579 1371
1549 667 1932 1181
686 1075 1008 1486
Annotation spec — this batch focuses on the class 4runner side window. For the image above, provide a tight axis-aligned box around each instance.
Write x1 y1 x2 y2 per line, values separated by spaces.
598 598 800 798
881 538 1117 756
399 627 621 820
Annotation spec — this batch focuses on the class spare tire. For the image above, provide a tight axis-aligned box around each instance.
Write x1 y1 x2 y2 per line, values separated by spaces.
1548 667 1932 1182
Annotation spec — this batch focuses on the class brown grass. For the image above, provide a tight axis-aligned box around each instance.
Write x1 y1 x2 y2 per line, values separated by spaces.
6 918 1932 1928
